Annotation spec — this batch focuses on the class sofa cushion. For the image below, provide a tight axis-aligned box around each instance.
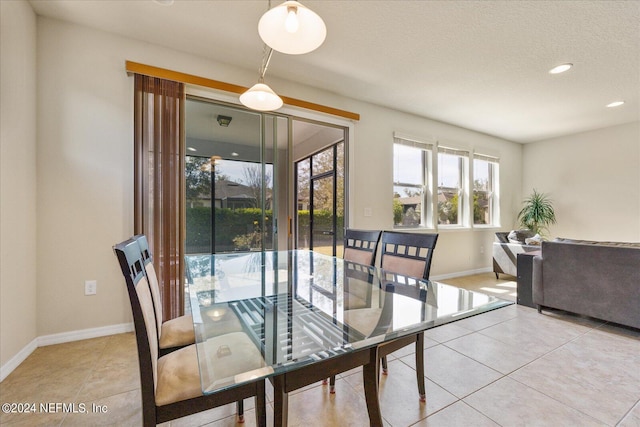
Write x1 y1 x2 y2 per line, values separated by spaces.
554 237 640 249
508 229 535 244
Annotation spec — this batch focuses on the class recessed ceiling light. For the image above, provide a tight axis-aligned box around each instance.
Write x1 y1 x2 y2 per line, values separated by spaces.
153 0 174 5
606 101 625 108
231 152 239 157
187 147 197 152
549 63 573 74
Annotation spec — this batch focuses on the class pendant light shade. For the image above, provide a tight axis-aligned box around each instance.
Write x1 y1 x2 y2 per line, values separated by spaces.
239 82 284 111
258 1 326 55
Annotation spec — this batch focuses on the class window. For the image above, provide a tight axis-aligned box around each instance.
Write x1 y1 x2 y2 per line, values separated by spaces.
473 154 499 226
437 147 469 226
392 137 433 228
393 134 499 230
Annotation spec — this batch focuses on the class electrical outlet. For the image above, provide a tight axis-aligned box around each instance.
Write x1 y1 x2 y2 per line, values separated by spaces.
364 207 372 217
85 280 97 296
480 245 485 254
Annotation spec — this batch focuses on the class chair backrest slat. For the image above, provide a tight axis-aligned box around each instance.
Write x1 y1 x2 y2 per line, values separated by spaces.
380 231 438 279
133 234 164 338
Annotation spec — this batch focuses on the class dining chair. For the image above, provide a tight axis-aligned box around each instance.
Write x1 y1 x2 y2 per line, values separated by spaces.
379 231 438 281
343 229 382 266
114 238 267 426
134 234 251 419
378 230 438 401
323 229 381 393
133 234 195 356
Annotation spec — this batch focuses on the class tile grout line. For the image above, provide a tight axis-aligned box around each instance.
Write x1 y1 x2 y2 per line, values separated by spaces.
500 322 618 426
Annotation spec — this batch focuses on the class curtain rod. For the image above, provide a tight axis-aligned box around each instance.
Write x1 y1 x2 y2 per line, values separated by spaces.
125 61 360 121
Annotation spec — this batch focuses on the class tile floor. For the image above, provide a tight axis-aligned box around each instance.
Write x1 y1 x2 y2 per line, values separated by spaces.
1 274 639 426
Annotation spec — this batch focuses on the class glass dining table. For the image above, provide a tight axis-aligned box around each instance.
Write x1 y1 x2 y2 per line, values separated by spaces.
185 250 512 426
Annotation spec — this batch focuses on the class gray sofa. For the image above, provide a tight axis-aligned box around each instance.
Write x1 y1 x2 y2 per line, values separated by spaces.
493 231 540 278
532 238 640 329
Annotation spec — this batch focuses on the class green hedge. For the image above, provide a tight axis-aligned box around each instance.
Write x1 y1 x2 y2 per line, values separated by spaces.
186 207 273 253
296 210 344 231
186 207 344 253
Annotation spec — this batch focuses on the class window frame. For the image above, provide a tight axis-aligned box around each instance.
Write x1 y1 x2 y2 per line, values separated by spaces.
472 153 500 227
436 146 470 228
392 135 435 229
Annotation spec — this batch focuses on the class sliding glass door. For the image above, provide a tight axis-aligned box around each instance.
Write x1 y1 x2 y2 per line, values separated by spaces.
184 98 288 255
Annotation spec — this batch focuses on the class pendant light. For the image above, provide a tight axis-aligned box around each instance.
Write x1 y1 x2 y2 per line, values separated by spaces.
258 1 326 55
239 47 284 111
239 81 283 111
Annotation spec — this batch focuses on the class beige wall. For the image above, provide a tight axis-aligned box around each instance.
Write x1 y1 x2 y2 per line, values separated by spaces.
35 17 136 336
522 122 640 241
3 12 525 369
0 0 38 370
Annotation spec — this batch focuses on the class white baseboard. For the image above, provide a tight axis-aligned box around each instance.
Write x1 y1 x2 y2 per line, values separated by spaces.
0 338 38 383
37 322 134 347
431 267 492 281
0 323 134 383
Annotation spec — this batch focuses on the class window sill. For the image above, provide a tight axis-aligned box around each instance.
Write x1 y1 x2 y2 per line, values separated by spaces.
393 225 437 232
472 225 501 231
436 226 470 232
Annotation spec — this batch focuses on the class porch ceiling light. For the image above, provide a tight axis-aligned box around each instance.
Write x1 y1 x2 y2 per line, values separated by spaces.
216 115 232 127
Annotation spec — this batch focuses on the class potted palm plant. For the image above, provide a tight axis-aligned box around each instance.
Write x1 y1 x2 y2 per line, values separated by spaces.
517 189 557 237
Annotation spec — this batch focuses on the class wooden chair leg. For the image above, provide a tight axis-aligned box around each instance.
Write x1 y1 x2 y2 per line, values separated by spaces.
329 375 336 394
381 356 388 375
323 376 337 393
237 400 244 423
415 333 426 402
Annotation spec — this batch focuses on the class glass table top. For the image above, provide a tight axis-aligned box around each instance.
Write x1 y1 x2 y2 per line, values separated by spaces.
185 250 512 394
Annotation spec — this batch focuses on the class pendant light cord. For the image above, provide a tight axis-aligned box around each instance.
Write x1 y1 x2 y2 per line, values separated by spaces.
258 46 274 83
257 0 274 83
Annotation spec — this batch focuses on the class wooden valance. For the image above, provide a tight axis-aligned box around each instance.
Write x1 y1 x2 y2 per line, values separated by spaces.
126 61 360 121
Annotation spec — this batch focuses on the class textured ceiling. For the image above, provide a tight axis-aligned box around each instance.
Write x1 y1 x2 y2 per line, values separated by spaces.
29 0 640 143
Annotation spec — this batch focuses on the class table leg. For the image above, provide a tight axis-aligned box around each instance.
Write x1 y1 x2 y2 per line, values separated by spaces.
272 375 288 427
363 347 383 427
255 380 267 427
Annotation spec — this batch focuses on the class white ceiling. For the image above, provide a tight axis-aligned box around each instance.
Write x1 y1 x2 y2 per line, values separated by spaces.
29 0 640 143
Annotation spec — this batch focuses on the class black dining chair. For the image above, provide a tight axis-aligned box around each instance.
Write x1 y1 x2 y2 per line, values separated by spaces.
343 229 382 266
342 230 381 313
114 238 266 426
323 229 381 393
378 231 438 401
380 231 438 281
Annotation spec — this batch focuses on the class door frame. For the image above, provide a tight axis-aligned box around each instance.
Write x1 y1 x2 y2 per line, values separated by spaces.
293 123 348 257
